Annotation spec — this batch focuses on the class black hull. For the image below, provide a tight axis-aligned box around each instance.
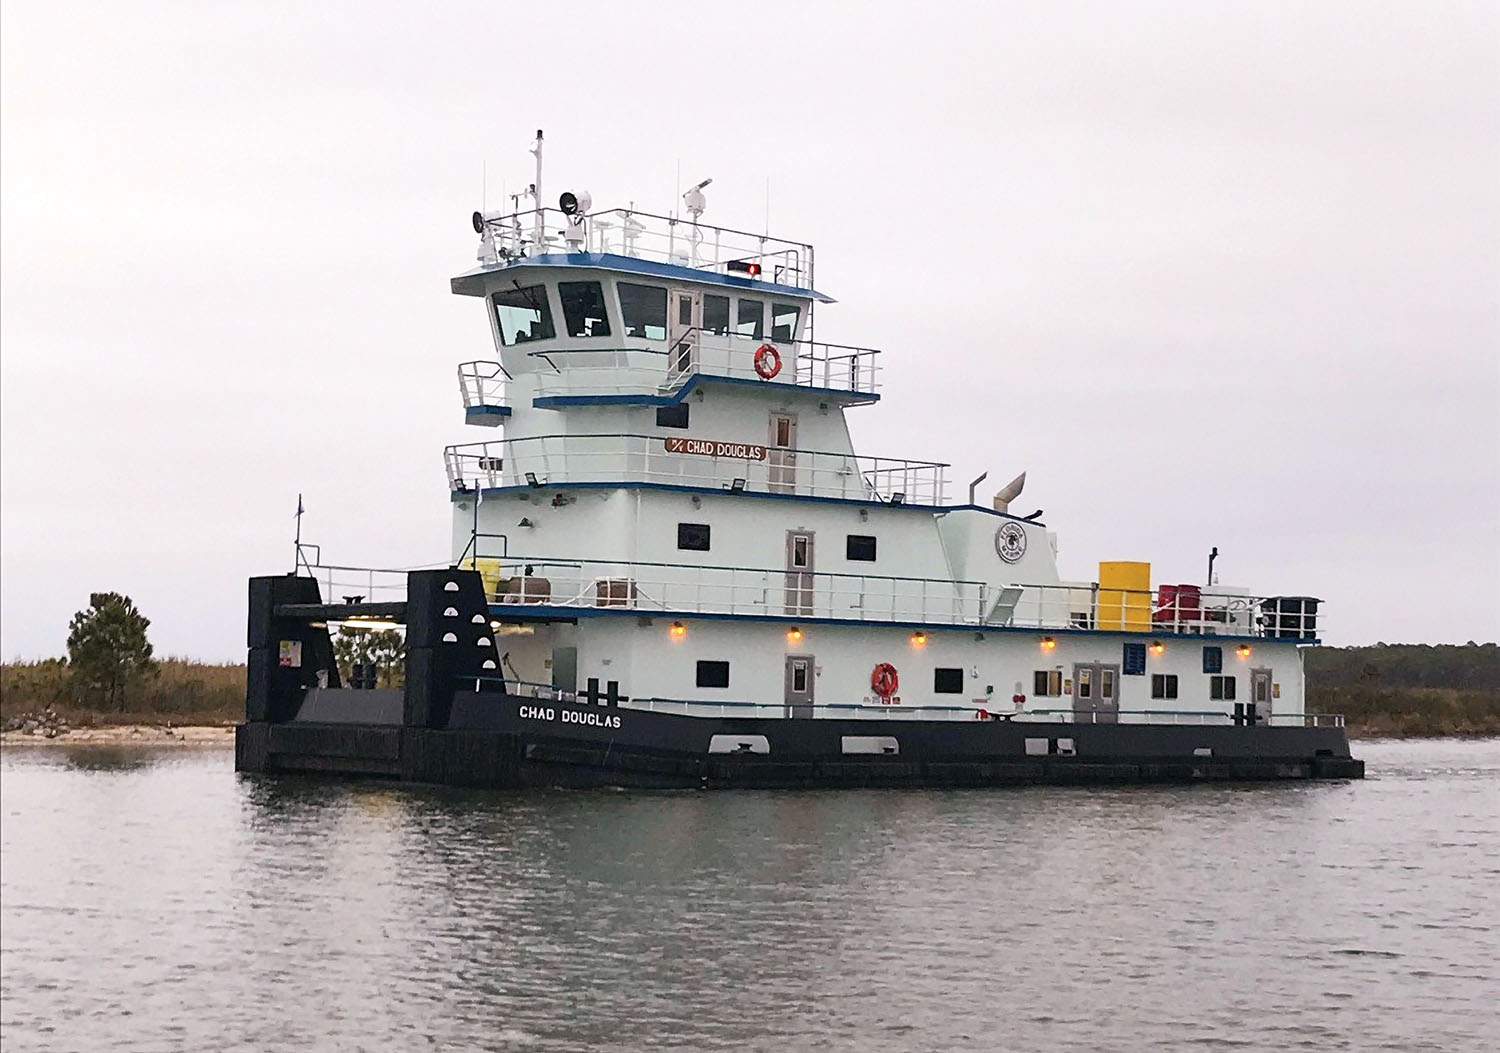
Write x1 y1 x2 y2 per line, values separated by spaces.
235 692 1364 789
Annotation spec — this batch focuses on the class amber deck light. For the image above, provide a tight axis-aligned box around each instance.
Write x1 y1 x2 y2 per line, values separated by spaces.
911 630 928 647
787 626 803 643
1040 636 1057 652
1236 644 1253 659
1149 640 1165 656
670 621 686 640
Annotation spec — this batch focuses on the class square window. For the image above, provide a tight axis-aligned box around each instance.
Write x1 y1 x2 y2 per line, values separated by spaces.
934 668 964 694
1033 670 1063 697
703 295 731 336
1202 646 1223 674
677 523 711 551
1122 642 1147 676
557 281 611 338
656 403 689 429
1151 674 1179 700
619 283 667 340
696 660 730 689
735 299 764 339
1210 675 1237 701
846 534 877 562
490 285 555 346
771 303 801 342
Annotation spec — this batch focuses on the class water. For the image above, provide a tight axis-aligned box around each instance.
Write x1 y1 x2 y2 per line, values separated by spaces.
2 740 1497 1052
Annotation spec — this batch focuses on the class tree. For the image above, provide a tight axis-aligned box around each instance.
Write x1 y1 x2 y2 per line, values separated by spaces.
66 592 157 710
332 627 406 688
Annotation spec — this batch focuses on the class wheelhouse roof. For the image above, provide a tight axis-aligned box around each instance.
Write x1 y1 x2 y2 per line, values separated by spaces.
451 252 835 302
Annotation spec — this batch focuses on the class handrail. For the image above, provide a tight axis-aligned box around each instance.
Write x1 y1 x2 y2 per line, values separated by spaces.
444 433 948 504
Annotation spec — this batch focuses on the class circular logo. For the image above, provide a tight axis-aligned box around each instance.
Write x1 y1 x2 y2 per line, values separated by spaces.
995 522 1028 563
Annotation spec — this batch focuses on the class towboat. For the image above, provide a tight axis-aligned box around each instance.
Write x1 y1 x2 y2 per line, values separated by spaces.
235 132 1363 787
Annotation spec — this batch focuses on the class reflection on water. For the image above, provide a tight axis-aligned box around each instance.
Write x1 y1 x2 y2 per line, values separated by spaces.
2 740 1497 1052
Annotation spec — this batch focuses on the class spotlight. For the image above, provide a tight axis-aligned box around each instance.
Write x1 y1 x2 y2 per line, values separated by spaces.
730 478 747 493
890 492 906 506
525 472 542 488
558 190 592 216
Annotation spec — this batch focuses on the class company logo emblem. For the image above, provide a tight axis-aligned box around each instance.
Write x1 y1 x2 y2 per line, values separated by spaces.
995 522 1028 563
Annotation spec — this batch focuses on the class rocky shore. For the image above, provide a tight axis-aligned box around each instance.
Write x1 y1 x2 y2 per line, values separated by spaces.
2 709 234 746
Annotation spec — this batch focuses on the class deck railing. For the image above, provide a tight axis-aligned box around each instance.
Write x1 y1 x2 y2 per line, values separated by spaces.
445 433 950 505
457 360 509 410
470 556 987 626
996 584 1322 639
476 207 815 289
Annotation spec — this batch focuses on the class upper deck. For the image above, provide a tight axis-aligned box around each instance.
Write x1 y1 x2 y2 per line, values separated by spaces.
457 206 820 296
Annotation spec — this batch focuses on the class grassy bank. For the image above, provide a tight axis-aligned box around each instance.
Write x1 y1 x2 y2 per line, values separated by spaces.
3 644 1496 737
1 659 244 728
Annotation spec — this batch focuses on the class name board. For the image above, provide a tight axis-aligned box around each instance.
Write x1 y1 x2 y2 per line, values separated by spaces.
664 437 767 461
518 704 622 729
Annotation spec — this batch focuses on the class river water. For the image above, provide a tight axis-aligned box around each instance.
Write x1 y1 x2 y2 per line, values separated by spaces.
1 739 1496 1052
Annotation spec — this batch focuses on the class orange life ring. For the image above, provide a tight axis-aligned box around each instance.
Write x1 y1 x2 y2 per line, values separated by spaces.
871 662 899 701
754 343 782 379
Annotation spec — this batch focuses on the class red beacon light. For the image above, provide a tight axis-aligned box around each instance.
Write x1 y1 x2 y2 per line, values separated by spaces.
727 259 762 277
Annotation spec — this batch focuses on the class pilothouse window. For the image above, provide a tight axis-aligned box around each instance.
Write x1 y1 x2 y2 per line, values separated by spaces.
619 283 667 340
703 295 730 336
771 303 800 342
491 285 555 346
558 281 611 338
736 299 764 340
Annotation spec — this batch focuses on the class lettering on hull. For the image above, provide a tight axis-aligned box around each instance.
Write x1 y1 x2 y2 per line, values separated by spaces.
664 437 767 461
517 704 622 730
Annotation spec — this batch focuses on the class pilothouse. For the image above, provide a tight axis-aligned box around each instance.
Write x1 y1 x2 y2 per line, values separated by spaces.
235 131 1362 788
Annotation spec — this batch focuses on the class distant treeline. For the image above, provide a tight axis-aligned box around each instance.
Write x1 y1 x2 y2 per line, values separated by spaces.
1305 643 1498 737
2 643 1497 736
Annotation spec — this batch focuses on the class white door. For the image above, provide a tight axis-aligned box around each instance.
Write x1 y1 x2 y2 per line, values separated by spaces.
769 413 798 494
668 290 700 383
785 654 815 718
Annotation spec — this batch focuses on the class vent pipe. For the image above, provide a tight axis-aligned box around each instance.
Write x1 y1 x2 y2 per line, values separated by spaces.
992 472 1026 514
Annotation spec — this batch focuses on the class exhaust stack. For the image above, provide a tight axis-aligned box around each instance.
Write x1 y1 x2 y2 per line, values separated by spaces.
993 472 1026 514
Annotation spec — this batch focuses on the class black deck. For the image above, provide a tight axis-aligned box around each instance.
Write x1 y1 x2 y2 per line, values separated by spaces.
236 570 1364 789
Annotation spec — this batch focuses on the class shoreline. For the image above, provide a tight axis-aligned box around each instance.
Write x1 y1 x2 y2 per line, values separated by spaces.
2 725 235 746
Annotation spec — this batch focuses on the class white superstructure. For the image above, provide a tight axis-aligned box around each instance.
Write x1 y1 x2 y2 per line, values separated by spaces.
433 134 1327 730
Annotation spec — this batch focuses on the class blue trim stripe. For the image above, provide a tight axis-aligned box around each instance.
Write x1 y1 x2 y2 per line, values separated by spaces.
485 602 1309 644
452 252 835 302
532 372 879 409
453 479 944 512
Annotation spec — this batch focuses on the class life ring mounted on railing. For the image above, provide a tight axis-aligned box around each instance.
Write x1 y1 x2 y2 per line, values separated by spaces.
754 343 782 380
871 662 899 702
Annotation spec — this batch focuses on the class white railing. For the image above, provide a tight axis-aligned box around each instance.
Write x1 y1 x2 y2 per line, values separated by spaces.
458 360 508 409
476 207 815 289
467 556 987 626
524 335 881 402
445 434 949 505
998 584 1324 640
616 699 1340 727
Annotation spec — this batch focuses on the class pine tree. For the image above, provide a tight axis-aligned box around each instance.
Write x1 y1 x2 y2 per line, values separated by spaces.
66 592 157 710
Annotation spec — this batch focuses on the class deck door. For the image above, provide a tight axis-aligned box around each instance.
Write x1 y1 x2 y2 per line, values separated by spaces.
785 654 815 718
784 530 815 616
1071 662 1120 724
1250 668 1273 722
667 289 701 383
768 412 798 493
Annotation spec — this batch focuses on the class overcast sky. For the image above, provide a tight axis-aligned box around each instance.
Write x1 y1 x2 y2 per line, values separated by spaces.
2 1 1497 659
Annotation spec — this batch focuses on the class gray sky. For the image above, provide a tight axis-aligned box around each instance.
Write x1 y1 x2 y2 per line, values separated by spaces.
3 1 1497 660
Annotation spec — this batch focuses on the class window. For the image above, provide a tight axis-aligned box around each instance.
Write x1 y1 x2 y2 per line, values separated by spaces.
1202 646 1223 674
558 281 611 338
735 299 764 339
490 285 555 346
703 295 730 336
1210 675 1236 701
771 303 801 343
677 523 711 551
1151 673 1178 700
790 660 809 694
697 660 730 689
846 535 877 562
1033 670 1063 697
619 283 667 340
772 415 794 447
1122 642 1147 676
790 534 811 569
656 403 689 429
934 668 964 694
